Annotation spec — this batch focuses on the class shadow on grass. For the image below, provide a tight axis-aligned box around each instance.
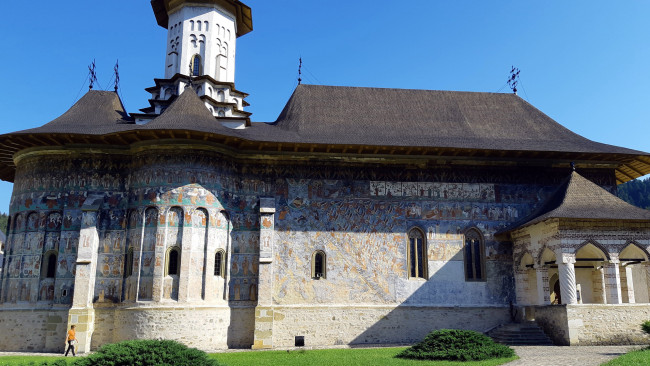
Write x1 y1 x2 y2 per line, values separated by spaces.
601 347 650 366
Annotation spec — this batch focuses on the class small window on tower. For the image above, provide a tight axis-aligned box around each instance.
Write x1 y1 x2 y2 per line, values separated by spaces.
191 54 202 76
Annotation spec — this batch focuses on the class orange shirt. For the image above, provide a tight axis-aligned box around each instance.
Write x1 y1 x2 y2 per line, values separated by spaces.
67 329 76 341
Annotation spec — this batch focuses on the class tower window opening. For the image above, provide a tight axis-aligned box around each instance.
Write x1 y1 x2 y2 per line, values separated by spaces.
191 54 202 76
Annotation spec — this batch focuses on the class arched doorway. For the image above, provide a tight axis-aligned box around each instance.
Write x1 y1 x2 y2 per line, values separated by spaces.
619 243 650 303
575 243 608 304
549 273 561 304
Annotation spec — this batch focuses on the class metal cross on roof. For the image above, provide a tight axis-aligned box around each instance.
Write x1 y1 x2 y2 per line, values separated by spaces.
88 59 97 90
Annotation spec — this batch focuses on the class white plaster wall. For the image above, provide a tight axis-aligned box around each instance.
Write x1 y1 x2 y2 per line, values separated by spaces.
166 5 237 82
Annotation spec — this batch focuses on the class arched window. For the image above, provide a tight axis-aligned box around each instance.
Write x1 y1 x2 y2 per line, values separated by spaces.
191 54 201 76
408 228 427 279
124 248 134 277
464 228 485 281
214 249 225 277
166 247 180 276
41 250 58 279
312 250 326 279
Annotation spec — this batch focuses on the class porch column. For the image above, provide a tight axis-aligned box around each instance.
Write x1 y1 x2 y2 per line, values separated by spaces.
623 265 636 304
558 256 577 305
592 267 607 304
514 268 528 305
603 260 622 304
645 263 650 303
535 266 551 305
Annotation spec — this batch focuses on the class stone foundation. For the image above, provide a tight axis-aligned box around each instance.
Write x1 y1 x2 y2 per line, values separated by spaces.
258 305 511 348
0 308 69 352
530 304 650 345
0 305 254 352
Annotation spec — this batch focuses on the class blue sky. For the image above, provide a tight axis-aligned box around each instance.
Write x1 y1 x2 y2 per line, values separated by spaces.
0 0 648 212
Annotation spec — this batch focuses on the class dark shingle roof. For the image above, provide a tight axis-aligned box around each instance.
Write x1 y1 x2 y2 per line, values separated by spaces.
268 85 643 154
142 88 231 131
1 84 648 184
14 90 134 135
501 171 650 233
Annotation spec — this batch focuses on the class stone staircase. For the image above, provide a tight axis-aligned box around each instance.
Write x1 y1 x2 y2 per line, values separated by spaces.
487 321 554 346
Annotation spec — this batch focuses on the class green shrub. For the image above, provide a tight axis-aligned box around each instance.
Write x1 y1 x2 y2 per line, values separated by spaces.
72 339 219 366
396 329 515 361
642 321 650 336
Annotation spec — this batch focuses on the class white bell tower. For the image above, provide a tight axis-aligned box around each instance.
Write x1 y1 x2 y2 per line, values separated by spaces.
134 0 253 127
164 4 239 81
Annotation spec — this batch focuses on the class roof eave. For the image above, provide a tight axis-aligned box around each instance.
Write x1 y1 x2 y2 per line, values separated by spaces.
151 0 252 37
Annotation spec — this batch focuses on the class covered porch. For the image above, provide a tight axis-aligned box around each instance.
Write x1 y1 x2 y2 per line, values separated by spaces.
501 171 650 345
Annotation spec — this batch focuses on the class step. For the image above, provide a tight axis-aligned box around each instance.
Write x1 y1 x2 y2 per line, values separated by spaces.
487 322 554 346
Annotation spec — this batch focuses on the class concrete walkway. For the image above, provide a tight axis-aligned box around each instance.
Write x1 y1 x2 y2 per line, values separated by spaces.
0 345 645 365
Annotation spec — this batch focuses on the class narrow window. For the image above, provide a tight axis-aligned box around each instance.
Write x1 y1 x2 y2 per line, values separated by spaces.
191 54 201 76
464 228 485 281
166 247 180 276
214 250 225 277
408 228 427 279
312 250 326 279
124 248 134 277
41 251 58 279
46 252 57 278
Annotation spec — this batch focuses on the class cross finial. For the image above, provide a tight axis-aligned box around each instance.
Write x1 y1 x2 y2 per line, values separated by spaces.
113 60 120 92
508 66 520 95
298 57 303 85
88 59 97 90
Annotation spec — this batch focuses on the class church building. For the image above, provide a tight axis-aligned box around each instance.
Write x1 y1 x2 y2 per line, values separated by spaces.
0 0 649 352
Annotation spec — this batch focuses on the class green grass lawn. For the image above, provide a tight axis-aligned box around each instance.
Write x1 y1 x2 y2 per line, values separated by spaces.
211 347 518 366
0 355 73 366
601 347 650 366
0 347 517 366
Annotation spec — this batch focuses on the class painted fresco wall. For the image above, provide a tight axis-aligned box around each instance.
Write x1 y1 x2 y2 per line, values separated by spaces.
1 154 126 305
0 147 620 349
271 172 613 307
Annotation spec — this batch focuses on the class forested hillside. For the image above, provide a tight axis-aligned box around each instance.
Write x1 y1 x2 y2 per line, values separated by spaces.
618 177 650 209
0 213 6 235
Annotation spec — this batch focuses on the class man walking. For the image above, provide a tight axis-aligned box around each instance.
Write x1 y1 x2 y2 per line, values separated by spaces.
64 325 77 357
